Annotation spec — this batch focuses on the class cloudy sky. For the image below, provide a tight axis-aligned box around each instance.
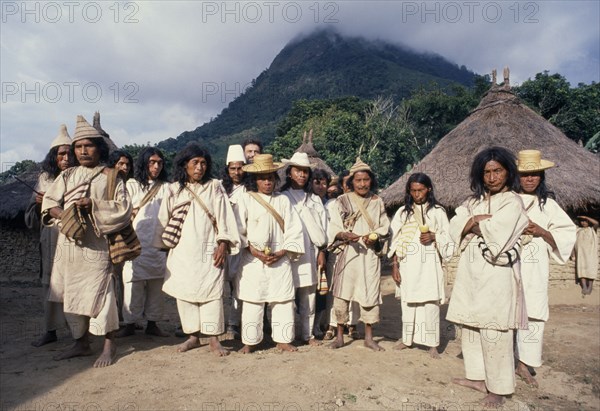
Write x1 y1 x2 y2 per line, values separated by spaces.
1 0 598 168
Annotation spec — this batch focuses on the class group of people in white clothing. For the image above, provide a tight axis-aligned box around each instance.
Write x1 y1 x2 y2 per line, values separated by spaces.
26 118 598 407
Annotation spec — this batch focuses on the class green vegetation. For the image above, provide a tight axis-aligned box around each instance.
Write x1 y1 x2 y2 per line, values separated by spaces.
0 160 38 185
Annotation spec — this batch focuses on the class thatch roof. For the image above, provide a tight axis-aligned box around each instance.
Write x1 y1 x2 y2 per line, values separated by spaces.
277 129 337 181
381 83 600 214
93 111 119 153
0 166 41 221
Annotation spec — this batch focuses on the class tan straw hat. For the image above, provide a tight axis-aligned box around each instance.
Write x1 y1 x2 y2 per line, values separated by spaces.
242 154 284 174
349 157 372 176
282 152 315 169
72 115 104 143
50 124 72 149
517 150 555 172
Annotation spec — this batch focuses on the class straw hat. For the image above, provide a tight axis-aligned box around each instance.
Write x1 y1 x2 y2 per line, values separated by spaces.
349 157 372 176
73 115 104 143
50 124 72 149
282 152 315 169
226 145 246 164
517 150 555 172
242 154 284 174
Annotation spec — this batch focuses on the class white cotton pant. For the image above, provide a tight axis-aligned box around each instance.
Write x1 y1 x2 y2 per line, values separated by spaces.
296 286 316 341
328 293 359 327
42 284 66 333
461 326 515 396
516 319 545 368
65 279 119 339
122 278 165 324
176 298 224 336
401 299 440 348
241 300 295 345
227 280 242 327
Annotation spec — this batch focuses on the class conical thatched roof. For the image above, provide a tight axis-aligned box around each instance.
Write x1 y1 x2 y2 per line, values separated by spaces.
381 84 600 214
93 111 119 153
277 129 337 181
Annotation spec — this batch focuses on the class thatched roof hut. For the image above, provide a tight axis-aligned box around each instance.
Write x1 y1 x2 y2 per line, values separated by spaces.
381 77 600 215
0 165 41 225
277 129 337 181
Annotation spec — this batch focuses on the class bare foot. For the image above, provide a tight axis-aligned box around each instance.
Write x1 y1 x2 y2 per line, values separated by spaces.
452 378 487 393
53 339 93 361
115 324 136 338
276 343 298 352
516 361 538 387
145 322 169 337
481 393 506 407
364 338 385 352
307 338 322 347
93 338 117 368
328 335 345 349
177 336 201 353
209 337 230 357
429 347 441 359
32 331 57 347
239 344 254 354
347 326 360 339
393 341 409 351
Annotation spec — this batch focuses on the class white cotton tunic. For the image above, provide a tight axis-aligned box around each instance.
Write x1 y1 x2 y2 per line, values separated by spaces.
225 183 246 281
519 195 576 321
25 172 59 285
42 166 132 317
122 179 170 283
154 180 240 303
389 205 452 303
235 192 305 303
446 191 529 330
282 189 327 288
327 193 390 307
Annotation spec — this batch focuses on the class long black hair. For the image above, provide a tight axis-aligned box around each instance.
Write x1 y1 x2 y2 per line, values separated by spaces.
108 150 134 180
470 146 519 198
172 143 213 192
280 165 313 192
347 169 378 193
221 164 249 195
244 172 280 193
519 170 555 210
40 145 73 178
134 147 168 189
403 173 440 222
337 170 350 194
73 137 110 166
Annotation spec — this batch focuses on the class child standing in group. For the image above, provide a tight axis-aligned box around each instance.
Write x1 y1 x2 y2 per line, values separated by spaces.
574 215 599 295
388 173 452 358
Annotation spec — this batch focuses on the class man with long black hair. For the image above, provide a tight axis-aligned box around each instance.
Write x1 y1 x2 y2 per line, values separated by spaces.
117 147 170 338
26 124 74 347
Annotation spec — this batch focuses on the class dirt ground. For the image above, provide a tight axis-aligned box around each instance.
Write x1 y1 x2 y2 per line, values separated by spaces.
1 273 599 411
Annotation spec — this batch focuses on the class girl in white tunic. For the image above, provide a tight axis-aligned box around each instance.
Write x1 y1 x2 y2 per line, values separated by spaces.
447 147 529 407
25 125 73 347
515 150 576 387
118 148 170 338
154 144 240 357
281 152 327 346
235 154 305 354
389 173 452 359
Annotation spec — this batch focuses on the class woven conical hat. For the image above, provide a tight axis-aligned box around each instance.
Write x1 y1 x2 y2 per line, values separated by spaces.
73 115 104 143
349 157 372 176
50 124 72 149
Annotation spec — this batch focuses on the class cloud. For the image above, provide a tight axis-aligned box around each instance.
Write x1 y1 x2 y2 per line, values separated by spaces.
1 0 598 164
